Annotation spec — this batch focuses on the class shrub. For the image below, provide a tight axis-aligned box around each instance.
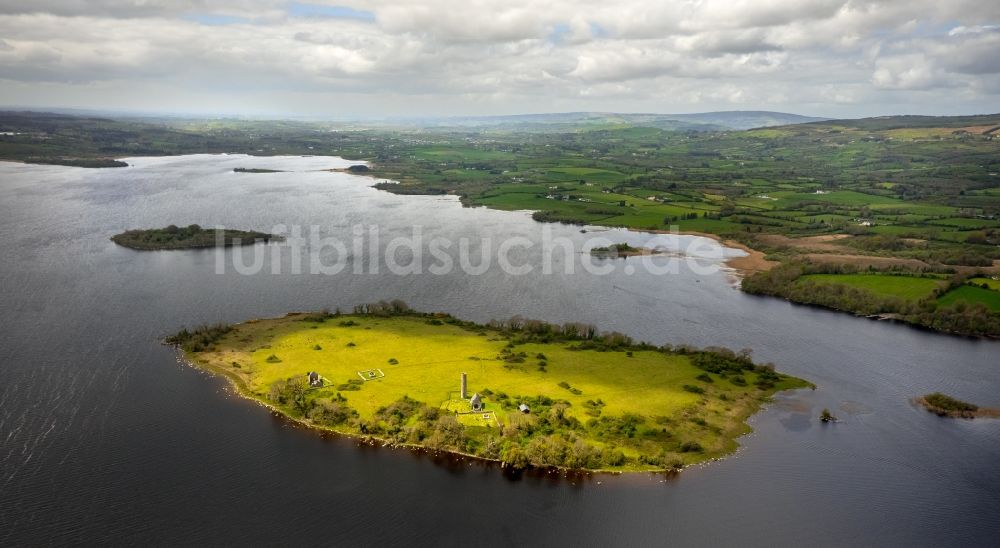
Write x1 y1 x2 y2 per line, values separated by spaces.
166 323 232 352
682 384 705 394
308 399 357 426
679 441 703 453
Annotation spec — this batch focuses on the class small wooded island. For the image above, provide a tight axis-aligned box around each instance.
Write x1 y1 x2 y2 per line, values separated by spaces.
112 224 281 250
170 302 811 472
25 157 128 168
233 167 284 173
916 392 1000 419
589 243 659 258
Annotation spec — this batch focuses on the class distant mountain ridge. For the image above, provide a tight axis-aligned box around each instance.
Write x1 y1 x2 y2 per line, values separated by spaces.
659 111 829 130
383 110 829 131
790 113 1000 131
6 109 997 138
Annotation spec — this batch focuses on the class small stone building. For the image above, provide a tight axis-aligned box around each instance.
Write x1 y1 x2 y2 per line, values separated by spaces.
308 371 322 387
470 393 483 411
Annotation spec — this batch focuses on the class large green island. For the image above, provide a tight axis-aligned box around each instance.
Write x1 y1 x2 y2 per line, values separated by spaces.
170 303 811 472
112 224 281 250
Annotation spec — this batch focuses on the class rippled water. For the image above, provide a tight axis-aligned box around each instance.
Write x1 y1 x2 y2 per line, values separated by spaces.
1 155 998 546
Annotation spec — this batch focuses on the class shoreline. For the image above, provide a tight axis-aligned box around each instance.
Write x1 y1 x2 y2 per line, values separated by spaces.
640 228 776 277
345 167 774 278
680 232 776 277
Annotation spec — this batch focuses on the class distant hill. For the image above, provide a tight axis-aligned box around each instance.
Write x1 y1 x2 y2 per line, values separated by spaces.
794 113 1000 132
380 110 827 132
659 111 829 130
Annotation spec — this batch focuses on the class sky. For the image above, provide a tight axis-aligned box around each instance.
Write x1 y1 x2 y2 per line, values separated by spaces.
0 0 998 119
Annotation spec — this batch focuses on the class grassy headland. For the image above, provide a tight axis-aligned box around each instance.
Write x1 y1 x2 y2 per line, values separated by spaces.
170 303 811 472
742 264 1000 337
112 224 281 250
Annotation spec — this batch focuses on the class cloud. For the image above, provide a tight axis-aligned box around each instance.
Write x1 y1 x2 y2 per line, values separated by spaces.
872 26 1000 90
0 1 997 116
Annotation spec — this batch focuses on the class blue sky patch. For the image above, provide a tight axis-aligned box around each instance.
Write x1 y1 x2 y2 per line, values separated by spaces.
183 14 253 26
549 23 571 44
287 3 376 22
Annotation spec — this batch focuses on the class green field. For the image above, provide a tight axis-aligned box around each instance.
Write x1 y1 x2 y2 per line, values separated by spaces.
798 273 944 301
938 285 1000 312
928 218 1000 229
773 190 904 208
968 277 1000 291
177 310 809 472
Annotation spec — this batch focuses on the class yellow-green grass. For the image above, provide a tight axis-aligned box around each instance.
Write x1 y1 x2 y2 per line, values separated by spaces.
885 127 962 139
938 285 1000 312
969 277 1000 291
182 313 809 472
799 274 944 301
742 128 795 138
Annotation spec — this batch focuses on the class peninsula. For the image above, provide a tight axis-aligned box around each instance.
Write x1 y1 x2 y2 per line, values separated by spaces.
170 302 811 472
112 224 281 250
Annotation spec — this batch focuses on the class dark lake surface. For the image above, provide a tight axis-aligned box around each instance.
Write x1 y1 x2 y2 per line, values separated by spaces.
1 155 998 547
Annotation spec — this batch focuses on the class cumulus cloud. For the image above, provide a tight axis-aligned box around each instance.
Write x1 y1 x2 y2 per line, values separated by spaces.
0 0 997 116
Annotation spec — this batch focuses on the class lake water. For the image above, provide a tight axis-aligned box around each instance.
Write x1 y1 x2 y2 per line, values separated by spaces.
1 155 998 546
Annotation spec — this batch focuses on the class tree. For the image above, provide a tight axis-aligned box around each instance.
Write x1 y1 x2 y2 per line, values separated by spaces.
268 376 310 415
308 399 356 425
